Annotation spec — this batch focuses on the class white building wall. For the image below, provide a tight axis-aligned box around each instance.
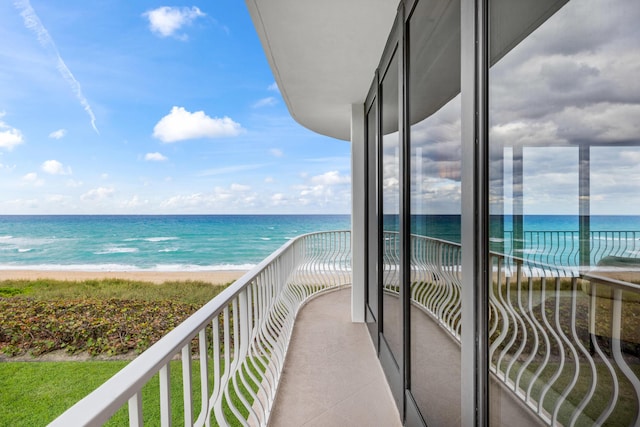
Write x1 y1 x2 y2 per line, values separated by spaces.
350 103 366 323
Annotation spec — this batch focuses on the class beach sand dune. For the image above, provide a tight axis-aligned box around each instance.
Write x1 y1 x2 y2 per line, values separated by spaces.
0 270 246 285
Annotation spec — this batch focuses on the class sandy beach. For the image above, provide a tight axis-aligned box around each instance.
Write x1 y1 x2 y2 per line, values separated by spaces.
0 269 247 285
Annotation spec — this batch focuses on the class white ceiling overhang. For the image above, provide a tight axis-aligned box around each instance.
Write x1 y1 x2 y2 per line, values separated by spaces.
245 0 399 141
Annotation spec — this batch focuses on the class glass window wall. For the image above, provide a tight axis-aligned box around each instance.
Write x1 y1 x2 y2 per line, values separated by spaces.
366 100 379 328
365 0 640 425
488 0 640 425
381 49 402 364
407 0 462 425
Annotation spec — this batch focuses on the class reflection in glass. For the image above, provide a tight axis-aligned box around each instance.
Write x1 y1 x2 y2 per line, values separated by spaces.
381 50 402 363
489 0 640 425
408 0 462 424
366 101 378 323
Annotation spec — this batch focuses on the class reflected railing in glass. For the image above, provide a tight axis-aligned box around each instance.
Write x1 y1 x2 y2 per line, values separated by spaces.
403 233 640 426
489 256 640 426
493 231 640 272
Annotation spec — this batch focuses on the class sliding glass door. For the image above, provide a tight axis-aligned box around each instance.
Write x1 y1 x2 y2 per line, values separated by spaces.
364 0 639 425
407 0 462 425
488 0 640 425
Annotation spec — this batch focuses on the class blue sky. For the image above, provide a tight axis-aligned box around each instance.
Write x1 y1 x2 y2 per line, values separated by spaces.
0 1 351 214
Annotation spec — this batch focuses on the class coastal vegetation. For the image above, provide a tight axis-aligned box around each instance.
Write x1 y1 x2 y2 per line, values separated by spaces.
0 278 232 425
0 278 229 357
0 277 225 305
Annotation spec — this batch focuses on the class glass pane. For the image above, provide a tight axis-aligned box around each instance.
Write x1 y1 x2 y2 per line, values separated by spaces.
381 50 402 362
408 0 461 425
367 100 378 321
489 0 640 425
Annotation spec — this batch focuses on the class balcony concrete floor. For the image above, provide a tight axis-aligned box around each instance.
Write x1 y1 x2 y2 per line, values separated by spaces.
269 288 544 427
268 288 402 427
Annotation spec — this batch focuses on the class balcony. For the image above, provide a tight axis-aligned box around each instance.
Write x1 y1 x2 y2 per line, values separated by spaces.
50 230 640 426
50 230 370 426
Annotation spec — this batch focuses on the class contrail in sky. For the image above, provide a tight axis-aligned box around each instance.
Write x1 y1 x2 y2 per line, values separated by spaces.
14 0 99 134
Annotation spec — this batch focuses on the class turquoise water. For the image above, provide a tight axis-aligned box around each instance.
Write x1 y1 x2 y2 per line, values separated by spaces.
0 215 350 271
1 215 638 271
410 215 640 267
496 215 640 266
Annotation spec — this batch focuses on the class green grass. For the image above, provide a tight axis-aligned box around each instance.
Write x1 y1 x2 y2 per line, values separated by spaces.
1 359 201 426
0 360 128 426
0 357 263 426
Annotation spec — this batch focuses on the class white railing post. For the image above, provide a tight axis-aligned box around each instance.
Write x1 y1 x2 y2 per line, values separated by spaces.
128 393 143 427
159 364 171 426
181 345 193 427
195 328 209 427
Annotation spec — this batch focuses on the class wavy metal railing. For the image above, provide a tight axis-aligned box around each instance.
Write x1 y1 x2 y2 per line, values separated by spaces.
409 235 463 339
49 230 351 427
499 230 640 269
489 257 640 426
382 231 401 294
400 234 640 426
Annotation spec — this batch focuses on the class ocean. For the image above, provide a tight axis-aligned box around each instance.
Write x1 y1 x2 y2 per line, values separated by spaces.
0 215 351 271
405 215 640 267
1 215 638 271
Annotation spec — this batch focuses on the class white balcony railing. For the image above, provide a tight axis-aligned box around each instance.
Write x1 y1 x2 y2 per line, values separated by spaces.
488 257 640 426
496 230 640 270
385 232 640 427
49 230 351 427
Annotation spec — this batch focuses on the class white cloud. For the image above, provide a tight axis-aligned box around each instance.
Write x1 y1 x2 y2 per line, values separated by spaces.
270 148 283 157
162 189 227 208
22 172 43 186
252 97 277 108
619 150 640 164
161 193 205 208
557 103 640 144
100 173 109 180
0 113 24 150
46 194 69 203
153 106 243 143
23 172 37 182
121 195 149 209
15 0 98 133
230 183 251 192
160 184 262 211
145 152 168 162
268 82 279 92
152 173 351 213
310 171 350 186
490 120 565 148
41 159 71 175
289 171 352 209
6 198 39 209
143 6 205 39
48 129 66 139
81 186 114 201
271 193 287 206
0 162 16 172
66 179 83 188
